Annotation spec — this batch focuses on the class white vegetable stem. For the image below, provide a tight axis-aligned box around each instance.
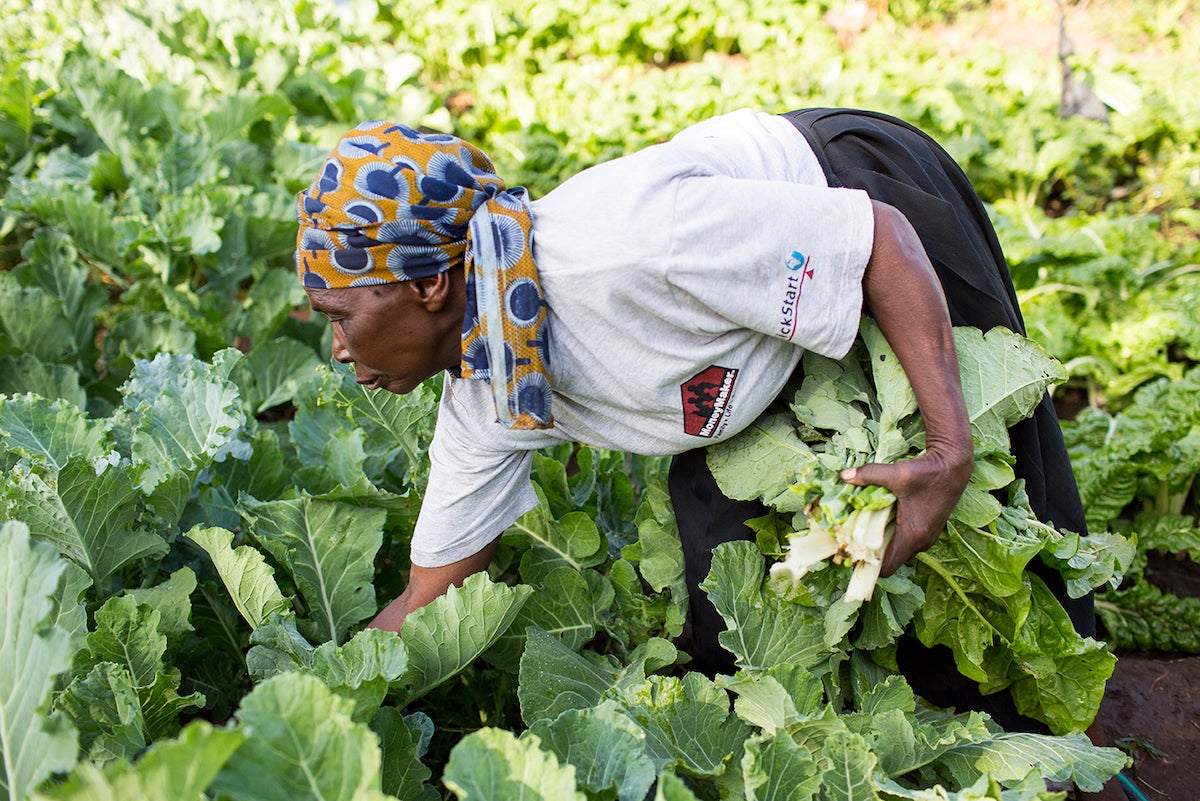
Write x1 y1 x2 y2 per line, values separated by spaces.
771 504 896 603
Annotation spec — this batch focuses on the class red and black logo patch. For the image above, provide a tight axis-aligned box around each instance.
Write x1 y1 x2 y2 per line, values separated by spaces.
681 365 739 438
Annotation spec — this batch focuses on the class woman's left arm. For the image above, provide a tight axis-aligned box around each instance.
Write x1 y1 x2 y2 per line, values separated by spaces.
842 199 975 576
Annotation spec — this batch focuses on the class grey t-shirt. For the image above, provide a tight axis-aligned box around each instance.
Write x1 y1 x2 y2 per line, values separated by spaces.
411 109 874 567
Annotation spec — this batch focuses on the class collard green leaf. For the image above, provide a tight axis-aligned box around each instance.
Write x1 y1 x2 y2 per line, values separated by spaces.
0 394 112 469
370 708 439 801
1 458 166 588
0 355 87 411
624 475 688 638
186 526 291 630
701 541 832 674
239 496 384 643
72 594 205 739
529 702 657 801
935 730 1127 794
212 672 387 801
707 413 818 504
518 626 628 726
655 772 701 801
443 729 585 801
231 337 321 414
741 732 821 801
123 350 250 501
489 566 614 668
611 673 749 778
953 326 1066 456
396 571 531 704
57 662 146 765
504 486 608 578
32 720 244 801
0 521 80 801
818 730 880 801
310 627 409 723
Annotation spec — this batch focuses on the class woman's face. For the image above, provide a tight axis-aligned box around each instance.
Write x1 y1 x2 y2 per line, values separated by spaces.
305 276 460 395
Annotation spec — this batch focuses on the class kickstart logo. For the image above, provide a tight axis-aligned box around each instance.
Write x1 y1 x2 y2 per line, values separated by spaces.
681 365 739 438
779 250 815 342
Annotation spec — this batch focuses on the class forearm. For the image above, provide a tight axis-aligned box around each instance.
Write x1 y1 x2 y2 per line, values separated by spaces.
367 539 500 634
862 200 972 468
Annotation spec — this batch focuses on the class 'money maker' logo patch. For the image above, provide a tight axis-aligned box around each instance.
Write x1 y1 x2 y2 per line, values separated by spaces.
681 365 739 438
779 250 815 342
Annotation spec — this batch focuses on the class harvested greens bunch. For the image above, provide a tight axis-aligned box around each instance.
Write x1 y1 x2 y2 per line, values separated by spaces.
707 319 1136 735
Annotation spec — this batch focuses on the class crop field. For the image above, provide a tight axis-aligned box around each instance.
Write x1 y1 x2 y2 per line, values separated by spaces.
0 1 1197 799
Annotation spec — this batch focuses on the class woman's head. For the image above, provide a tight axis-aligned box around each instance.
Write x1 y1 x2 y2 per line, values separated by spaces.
295 122 507 289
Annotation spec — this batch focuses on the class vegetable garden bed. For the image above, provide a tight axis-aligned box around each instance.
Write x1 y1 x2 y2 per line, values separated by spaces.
1 0 1197 799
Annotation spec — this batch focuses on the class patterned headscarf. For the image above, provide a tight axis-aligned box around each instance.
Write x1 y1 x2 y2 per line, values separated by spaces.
295 121 552 429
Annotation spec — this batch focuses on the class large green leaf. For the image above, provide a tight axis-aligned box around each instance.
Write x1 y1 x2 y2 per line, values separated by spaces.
370 709 439 801
953 326 1066 455
395 571 531 704
610 672 749 778
700 541 832 674
186 526 291 630
442 729 585 801
529 702 657 801
935 730 1127 794
741 732 821 801
0 521 80 801
212 672 391 801
32 720 243 801
122 350 250 503
0 395 109 468
1 458 166 588
239 496 384 643
706 413 817 504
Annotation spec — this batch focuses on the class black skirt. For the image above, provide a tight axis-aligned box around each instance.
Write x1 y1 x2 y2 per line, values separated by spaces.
668 107 1093 732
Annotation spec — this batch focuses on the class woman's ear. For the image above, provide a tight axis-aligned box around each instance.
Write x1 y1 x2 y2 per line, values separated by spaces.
409 270 452 312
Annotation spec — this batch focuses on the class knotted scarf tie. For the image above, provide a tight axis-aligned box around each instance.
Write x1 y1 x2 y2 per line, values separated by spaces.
295 121 552 429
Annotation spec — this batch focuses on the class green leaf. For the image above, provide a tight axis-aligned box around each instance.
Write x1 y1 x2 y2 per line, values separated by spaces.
122 350 250 500
504 486 608 578
310 627 409 723
701 541 832 674
0 394 112 469
953 326 1066 455
518 627 630 726
443 729 586 801
239 496 384 643
213 672 388 801
186 526 291 629
741 732 821 801
1 458 167 588
936 730 1127 794
33 720 244 801
370 708 439 801
489 566 614 668
622 475 688 638
232 338 321 414
0 521 80 801
396 571 531 703
818 731 880 801
530 702 657 801
57 663 146 765
612 672 749 778
0 355 87 411
707 413 818 503
1096 578 1200 652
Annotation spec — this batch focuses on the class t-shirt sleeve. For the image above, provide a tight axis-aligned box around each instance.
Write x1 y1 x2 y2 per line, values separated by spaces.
666 175 874 359
410 381 541 568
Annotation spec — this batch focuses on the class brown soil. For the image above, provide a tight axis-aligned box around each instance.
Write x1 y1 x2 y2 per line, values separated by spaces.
1094 554 1200 801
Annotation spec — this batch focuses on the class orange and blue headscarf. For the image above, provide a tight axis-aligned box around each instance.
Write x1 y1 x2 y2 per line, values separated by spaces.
295 121 552 429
